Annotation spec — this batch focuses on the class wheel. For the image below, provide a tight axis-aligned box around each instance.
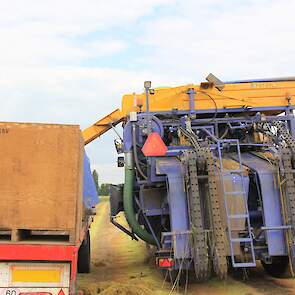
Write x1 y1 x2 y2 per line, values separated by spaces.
261 256 289 278
78 231 91 273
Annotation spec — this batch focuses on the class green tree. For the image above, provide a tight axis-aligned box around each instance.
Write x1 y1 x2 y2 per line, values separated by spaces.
92 169 99 193
99 183 110 196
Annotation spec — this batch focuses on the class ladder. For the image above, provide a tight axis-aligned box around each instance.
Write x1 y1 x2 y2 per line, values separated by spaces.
217 139 256 268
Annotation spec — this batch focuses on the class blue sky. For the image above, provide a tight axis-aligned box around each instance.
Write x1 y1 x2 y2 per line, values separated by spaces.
1 0 295 183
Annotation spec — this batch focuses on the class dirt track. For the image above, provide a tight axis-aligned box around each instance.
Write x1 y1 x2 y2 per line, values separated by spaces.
77 198 295 295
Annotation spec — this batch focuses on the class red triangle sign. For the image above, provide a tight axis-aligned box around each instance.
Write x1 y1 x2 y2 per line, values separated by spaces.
142 132 167 156
58 289 65 295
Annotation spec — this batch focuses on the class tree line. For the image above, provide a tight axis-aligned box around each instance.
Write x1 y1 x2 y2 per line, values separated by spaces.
92 169 110 196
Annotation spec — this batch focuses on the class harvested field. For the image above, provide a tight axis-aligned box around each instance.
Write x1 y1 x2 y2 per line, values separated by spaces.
77 197 295 295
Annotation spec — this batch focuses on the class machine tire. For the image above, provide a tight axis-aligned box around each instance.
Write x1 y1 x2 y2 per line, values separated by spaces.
261 257 289 278
78 231 91 273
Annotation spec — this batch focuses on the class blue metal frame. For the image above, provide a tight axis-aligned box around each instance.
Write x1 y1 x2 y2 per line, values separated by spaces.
157 158 190 260
120 88 295 270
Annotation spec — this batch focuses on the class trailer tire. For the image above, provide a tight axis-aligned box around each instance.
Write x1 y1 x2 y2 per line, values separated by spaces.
78 231 91 273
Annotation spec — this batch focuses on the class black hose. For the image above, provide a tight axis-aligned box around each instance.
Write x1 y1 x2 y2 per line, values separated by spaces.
132 123 148 180
198 91 218 123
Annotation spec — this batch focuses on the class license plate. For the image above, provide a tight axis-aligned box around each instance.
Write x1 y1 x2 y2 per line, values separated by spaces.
0 288 69 295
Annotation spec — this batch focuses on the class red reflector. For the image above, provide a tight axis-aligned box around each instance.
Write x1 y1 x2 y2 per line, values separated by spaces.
19 293 52 295
142 132 167 156
158 258 174 268
58 290 65 295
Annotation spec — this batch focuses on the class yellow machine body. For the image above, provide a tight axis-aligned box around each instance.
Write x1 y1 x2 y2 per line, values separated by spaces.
83 78 295 144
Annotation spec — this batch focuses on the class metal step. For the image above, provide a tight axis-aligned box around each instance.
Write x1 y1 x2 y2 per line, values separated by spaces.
222 169 243 174
217 139 256 268
232 262 256 267
231 237 252 243
229 214 249 219
224 191 245 195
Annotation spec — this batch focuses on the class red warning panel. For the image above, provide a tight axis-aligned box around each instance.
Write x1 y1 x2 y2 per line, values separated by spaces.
158 258 174 268
142 132 167 156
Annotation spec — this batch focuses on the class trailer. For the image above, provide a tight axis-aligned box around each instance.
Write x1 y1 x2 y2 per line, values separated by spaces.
0 123 98 295
83 74 295 281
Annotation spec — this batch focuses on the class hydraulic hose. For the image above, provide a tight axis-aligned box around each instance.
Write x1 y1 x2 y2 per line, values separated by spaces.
123 152 156 245
132 123 147 180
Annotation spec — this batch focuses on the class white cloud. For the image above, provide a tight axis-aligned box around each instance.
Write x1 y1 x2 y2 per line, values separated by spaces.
140 0 295 80
86 40 128 56
0 0 171 66
0 23 129 66
0 0 172 33
91 163 124 184
0 65 173 124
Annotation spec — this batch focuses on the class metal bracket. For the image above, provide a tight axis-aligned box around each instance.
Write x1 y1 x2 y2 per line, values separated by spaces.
110 216 138 241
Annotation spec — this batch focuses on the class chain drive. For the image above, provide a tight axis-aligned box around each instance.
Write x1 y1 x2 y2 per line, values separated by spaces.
180 126 228 279
204 148 228 279
187 150 210 281
273 122 295 273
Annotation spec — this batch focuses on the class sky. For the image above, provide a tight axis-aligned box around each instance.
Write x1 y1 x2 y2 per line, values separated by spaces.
1 0 295 184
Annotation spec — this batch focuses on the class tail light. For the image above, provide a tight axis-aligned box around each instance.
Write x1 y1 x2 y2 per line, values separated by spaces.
158 258 174 268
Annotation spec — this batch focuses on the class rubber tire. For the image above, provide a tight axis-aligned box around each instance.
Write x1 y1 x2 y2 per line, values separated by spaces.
261 257 289 278
78 231 91 273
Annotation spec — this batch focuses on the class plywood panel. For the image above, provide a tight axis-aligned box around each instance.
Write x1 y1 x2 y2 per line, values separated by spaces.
0 122 83 239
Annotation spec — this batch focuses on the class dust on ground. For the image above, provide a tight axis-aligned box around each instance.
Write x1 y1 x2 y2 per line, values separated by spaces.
77 197 295 295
